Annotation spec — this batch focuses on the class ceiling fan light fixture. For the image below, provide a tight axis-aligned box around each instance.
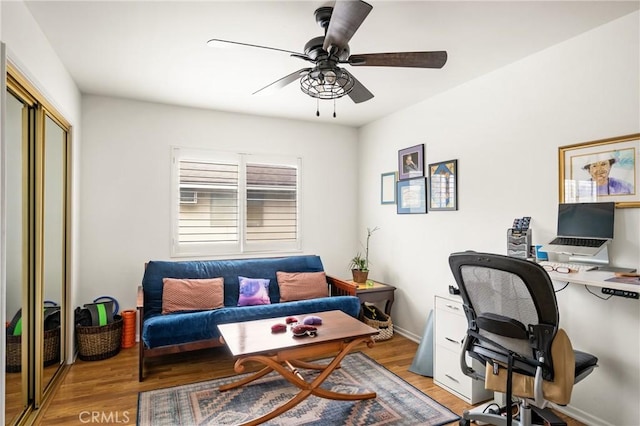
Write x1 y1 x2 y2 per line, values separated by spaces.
324 70 337 84
300 67 354 100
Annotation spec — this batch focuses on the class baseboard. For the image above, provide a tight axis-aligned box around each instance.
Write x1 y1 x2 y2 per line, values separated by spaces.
553 404 612 426
393 325 421 343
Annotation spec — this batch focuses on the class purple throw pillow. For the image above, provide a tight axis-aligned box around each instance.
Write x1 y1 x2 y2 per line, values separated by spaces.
237 276 271 307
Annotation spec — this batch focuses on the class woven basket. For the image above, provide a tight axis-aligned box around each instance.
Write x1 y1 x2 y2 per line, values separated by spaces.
6 328 60 372
6 333 21 373
360 304 394 341
76 315 123 361
43 328 61 366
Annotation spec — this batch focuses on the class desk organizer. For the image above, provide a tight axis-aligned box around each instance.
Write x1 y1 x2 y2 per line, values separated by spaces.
507 228 531 259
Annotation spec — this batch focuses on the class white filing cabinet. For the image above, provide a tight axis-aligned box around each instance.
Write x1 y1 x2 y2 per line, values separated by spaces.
433 295 492 404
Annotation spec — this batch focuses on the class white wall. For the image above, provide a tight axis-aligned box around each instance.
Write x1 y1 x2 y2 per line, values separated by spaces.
79 96 359 312
358 11 640 426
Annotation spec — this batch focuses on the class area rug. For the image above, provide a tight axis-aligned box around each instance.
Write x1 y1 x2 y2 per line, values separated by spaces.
137 352 460 425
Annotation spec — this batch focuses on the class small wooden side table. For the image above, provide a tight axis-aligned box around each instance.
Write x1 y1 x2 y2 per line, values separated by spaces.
349 280 396 316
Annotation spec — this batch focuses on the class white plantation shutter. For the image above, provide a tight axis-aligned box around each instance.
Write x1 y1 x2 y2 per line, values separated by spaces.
179 159 239 244
171 148 301 256
245 162 298 244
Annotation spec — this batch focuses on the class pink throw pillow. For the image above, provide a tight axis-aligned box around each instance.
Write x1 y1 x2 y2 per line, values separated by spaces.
162 277 224 314
277 271 328 302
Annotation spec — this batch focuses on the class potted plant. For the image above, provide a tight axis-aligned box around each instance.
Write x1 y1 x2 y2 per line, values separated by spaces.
349 226 379 283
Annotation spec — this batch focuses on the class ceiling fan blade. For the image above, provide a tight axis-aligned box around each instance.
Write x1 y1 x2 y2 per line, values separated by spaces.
207 38 305 57
348 74 374 104
253 68 311 95
348 51 448 68
323 0 373 52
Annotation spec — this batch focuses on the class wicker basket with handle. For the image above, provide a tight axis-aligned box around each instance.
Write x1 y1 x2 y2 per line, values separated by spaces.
360 303 393 341
76 315 123 361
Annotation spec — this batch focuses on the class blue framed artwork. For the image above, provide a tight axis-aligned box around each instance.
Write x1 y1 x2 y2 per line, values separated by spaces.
397 177 427 214
428 159 458 211
381 172 397 204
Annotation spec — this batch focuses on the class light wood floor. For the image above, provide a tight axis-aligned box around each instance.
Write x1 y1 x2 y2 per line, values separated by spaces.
34 334 584 425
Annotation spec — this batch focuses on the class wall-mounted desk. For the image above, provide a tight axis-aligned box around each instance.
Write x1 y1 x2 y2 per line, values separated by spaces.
546 269 639 298
545 268 640 424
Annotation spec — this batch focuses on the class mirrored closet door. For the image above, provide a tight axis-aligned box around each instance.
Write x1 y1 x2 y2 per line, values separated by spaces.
5 78 32 426
38 112 68 397
5 66 70 425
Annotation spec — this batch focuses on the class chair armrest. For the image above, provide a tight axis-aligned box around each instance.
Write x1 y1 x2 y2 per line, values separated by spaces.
327 275 358 296
137 286 144 310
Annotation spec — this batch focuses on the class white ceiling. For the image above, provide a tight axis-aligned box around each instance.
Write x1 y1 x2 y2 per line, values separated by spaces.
23 0 640 127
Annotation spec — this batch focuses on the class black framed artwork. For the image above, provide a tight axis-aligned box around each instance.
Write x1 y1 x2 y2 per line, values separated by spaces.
428 159 458 211
398 144 425 180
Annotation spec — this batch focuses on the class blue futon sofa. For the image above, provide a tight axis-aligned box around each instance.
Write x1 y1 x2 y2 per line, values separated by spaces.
137 255 360 380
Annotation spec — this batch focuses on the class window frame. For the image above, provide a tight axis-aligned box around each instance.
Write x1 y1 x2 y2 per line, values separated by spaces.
171 147 302 257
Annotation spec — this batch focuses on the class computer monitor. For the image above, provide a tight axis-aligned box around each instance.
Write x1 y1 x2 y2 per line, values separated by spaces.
557 202 615 239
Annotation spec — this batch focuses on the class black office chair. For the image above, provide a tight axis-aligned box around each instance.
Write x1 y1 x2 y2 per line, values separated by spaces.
448 251 598 426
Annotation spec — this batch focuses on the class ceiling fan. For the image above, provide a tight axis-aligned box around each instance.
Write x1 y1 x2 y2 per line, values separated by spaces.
207 0 447 108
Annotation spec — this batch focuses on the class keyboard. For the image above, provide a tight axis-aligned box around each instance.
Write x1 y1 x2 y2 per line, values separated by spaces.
538 261 595 273
549 237 606 248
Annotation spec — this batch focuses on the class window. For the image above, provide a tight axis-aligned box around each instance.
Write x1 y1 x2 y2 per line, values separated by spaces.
179 189 198 204
171 147 301 256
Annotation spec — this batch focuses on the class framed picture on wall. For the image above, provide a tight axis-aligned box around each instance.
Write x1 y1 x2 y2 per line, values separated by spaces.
428 159 458 211
381 172 397 204
397 177 427 214
559 133 640 208
398 144 425 180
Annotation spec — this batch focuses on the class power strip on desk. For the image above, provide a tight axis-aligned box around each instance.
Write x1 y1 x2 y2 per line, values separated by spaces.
601 288 639 299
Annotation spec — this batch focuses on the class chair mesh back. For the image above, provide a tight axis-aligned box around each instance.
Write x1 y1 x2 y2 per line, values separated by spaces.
461 265 538 357
450 251 560 380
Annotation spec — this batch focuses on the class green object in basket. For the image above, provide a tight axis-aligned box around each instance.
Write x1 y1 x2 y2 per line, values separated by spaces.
97 303 108 326
13 317 22 336
83 302 114 326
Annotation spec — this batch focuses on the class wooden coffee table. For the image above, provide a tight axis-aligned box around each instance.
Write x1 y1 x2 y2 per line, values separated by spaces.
217 310 379 426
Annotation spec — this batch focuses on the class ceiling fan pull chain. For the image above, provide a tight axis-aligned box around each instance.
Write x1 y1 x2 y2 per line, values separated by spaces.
333 98 337 118
316 98 320 117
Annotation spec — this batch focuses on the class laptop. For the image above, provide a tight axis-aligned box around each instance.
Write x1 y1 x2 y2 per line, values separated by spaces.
540 202 615 256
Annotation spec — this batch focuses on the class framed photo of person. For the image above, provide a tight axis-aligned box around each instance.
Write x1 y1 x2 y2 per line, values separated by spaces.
428 159 458 211
398 144 424 180
559 133 639 208
397 177 427 214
